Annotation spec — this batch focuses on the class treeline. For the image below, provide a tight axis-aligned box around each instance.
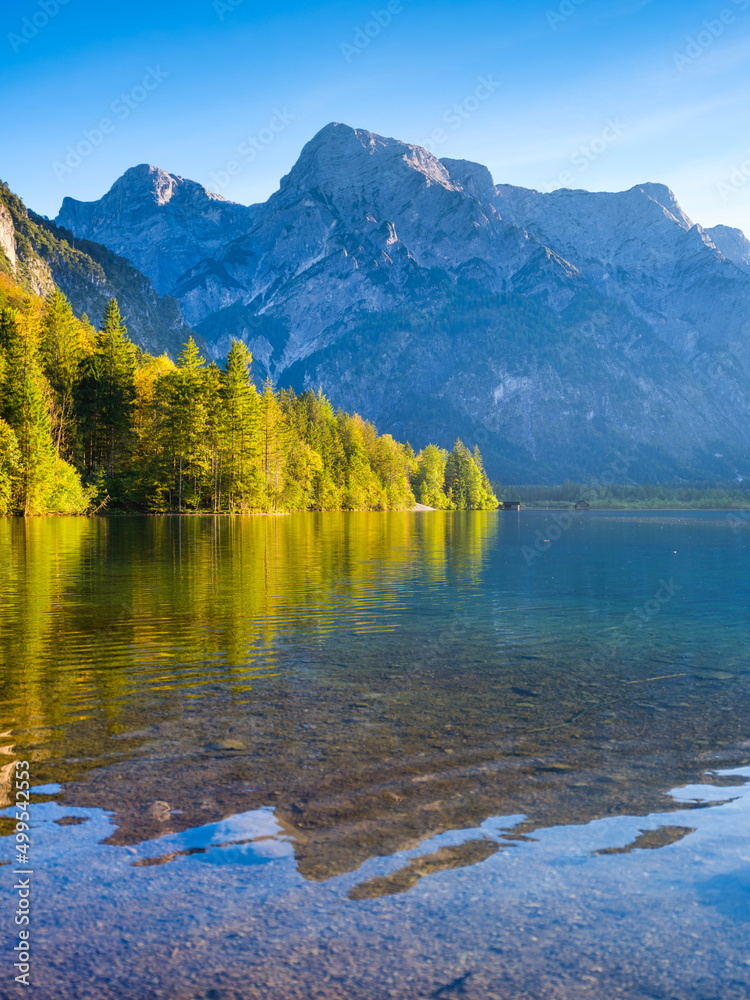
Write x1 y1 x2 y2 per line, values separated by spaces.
506 482 750 509
0 279 497 515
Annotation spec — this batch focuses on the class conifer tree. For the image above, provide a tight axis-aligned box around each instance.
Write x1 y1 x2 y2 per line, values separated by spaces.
77 299 136 478
162 337 209 511
221 340 263 510
444 439 498 510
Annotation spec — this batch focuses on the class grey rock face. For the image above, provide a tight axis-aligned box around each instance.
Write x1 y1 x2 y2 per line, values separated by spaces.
0 201 17 270
53 124 750 482
491 182 750 368
705 224 750 271
58 164 256 296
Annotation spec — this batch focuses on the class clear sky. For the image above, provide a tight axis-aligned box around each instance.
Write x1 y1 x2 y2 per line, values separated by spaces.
3 0 750 232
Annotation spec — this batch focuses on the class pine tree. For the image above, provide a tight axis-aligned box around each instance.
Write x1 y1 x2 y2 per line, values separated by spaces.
76 299 136 478
221 341 263 510
444 439 498 509
162 337 209 511
473 444 497 506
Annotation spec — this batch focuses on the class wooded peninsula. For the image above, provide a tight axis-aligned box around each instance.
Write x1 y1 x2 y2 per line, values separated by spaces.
0 276 498 516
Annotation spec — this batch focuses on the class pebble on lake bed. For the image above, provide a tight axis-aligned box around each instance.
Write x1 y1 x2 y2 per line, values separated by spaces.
148 801 171 823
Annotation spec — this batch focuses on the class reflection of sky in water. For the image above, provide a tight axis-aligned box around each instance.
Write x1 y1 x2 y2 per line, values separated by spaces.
4 769 750 997
132 807 295 867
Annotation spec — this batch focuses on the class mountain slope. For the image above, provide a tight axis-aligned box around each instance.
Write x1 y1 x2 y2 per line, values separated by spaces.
490 181 750 367
1 181 198 356
52 125 750 482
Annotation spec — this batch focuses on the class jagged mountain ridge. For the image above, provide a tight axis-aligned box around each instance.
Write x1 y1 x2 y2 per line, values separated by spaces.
58 164 257 298
0 181 199 357
55 124 750 481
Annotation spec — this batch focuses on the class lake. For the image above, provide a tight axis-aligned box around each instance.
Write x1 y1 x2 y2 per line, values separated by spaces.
1 511 749 999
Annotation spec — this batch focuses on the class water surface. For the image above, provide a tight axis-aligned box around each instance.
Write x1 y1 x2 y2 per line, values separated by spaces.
1 511 749 999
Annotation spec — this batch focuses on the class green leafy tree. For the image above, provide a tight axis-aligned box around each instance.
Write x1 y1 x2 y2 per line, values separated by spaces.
40 290 88 460
0 417 21 514
412 444 453 509
1 307 54 513
260 378 289 509
368 433 415 509
336 411 385 510
473 444 498 506
0 307 89 514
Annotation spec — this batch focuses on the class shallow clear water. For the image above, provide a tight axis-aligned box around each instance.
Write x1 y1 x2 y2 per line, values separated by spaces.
0 511 749 999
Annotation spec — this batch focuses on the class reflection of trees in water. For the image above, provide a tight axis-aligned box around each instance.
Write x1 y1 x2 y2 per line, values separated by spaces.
0 512 499 755
10 512 748 885
0 517 98 745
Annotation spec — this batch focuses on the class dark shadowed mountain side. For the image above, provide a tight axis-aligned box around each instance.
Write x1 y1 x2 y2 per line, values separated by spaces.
0 182 200 357
55 124 750 482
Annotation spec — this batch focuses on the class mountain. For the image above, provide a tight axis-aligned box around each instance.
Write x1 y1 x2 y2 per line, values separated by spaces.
0 181 199 357
55 124 750 482
58 164 256 298
705 224 750 272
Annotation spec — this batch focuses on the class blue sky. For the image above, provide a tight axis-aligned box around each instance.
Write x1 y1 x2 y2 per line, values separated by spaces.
3 0 750 232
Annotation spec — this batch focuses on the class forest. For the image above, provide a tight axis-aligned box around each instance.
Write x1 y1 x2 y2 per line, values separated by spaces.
0 276 498 516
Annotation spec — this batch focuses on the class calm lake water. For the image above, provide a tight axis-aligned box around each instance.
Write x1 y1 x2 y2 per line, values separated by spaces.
1 511 749 1000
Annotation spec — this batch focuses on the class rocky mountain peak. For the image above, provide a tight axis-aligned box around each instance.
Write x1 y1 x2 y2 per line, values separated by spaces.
57 164 255 296
632 182 693 230
110 163 178 205
62 163 240 221
705 224 750 271
278 122 460 199
440 158 497 203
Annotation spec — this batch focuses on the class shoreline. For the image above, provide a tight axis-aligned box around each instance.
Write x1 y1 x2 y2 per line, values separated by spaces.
5 506 750 519
509 506 750 512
